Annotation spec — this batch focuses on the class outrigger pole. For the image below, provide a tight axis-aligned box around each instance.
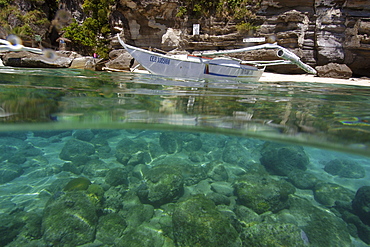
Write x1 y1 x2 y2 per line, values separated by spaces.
197 44 317 75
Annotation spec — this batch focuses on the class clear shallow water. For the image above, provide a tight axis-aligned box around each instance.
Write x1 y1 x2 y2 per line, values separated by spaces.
0 67 370 246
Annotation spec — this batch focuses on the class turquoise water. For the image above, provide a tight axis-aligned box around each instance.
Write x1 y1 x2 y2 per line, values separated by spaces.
1 67 370 246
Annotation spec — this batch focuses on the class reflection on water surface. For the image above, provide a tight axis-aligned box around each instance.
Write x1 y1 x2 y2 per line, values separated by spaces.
0 67 370 246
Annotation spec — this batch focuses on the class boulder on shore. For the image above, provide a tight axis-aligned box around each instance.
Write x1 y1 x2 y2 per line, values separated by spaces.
316 63 353 79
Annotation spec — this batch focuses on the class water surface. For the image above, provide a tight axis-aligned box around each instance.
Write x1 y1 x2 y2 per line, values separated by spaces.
0 67 370 246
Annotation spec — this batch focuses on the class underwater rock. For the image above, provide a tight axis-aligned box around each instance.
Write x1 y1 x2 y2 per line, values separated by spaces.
0 162 23 184
188 151 205 162
313 182 355 207
121 191 154 228
59 139 95 164
0 213 26 246
0 144 18 162
222 140 250 166
211 181 234 197
82 159 110 177
17 143 42 157
234 205 261 224
72 129 95 142
234 174 295 214
285 196 352 246
182 133 202 152
208 163 229 181
324 159 365 179
240 223 307 247
208 192 231 206
151 156 206 186
260 142 309 176
42 191 98 246
116 223 174 247
96 213 127 244
3 211 43 246
137 164 184 207
90 137 111 158
105 167 128 186
61 162 82 175
159 132 182 154
115 137 151 165
172 194 241 247
334 200 370 244
287 170 320 189
102 187 124 213
352 186 370 226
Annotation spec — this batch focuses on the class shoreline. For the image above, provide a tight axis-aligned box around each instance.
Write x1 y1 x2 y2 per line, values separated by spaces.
261 72 370 87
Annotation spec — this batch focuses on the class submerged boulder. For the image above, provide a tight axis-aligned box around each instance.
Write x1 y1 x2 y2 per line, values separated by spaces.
115 137 151 165
96 213 127 244
241 223 307 247
172 194 241 247
42 191 98 246
159 132 182 154
352 186 370 226
59 139 95 164
137 164 184 207
313 182 355 207
234 174 295 214
260 142 309 176
324 159 365 179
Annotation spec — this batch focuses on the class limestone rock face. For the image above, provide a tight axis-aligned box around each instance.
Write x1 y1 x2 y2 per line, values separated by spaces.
107 0 370 76
316 63 353 79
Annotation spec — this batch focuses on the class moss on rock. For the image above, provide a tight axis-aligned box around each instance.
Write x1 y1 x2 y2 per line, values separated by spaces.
172 194 241 247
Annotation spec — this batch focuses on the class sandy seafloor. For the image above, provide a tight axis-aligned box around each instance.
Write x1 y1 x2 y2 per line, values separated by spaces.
1 129 370 246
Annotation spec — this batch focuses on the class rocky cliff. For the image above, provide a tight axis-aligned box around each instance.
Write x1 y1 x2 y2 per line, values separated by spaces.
1 0 370 76
106 0 370 76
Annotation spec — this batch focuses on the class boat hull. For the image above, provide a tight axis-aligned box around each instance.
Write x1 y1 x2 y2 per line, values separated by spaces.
118 36 264 82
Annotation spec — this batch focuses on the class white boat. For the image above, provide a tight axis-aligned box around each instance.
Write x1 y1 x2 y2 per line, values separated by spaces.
117 34 316 82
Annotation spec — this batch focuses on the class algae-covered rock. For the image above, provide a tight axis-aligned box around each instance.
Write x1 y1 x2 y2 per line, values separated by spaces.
207 163 229 181
137 164 184 207
96 213 127 244
313 182 355 206
352 186 370 226
0 213 26 246
287 170 320 189
182 133 202 152
324 159 365 179
2 211 43 247
82 159 110 177
222 140 250 165
172 194 241 247
116 223 175 247
234 174 295 214
260 142 309 176
105 167 128 186
159 132 182 154
59 139 95 164
241 223 307 247
72 129 95 142
120 192 154 229
283 196 353 247
42 191 98 246
115 137 151 165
